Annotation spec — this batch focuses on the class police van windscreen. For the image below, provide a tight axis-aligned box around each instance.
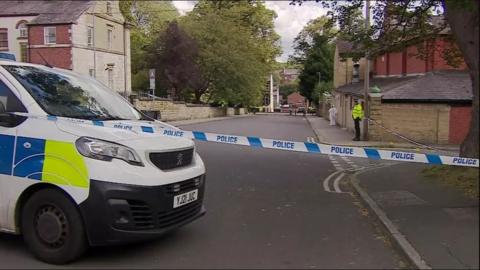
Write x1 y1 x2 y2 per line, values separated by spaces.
2 65 142 121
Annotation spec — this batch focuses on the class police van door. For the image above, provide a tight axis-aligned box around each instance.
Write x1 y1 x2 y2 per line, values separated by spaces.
0 74 28 229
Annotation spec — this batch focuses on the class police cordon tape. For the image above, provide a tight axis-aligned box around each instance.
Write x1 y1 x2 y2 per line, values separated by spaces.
19 114 480 168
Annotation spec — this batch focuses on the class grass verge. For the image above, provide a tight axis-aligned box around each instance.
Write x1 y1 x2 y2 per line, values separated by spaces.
422 165 479 199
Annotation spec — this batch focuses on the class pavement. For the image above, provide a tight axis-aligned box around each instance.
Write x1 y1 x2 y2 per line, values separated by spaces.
351 163 479 269
306 116 460 156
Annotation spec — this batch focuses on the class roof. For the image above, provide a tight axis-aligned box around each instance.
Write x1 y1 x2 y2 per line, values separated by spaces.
335 76 417 96
0 1 92 25
282 68 300 75
382 71 472 102
335 71 472 103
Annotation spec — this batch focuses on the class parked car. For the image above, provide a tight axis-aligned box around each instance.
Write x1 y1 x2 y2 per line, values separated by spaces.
0 52 16 61
280 104 290 113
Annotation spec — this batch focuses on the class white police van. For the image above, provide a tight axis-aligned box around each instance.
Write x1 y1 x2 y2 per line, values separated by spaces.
0 60 206 264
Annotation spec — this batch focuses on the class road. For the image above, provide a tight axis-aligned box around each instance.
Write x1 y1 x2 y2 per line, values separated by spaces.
0 115 406 268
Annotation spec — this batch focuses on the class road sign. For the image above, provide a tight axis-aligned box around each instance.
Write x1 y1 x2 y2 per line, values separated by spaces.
149 69 155 91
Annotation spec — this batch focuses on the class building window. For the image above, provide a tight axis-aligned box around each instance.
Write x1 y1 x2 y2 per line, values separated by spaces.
107 66 114 89
106 1 112 15
44 27 56 44
107 28 113 49
0 29 8 50
89 68 95 78
87 26 93 47
20 43 27 62
19 22 27 38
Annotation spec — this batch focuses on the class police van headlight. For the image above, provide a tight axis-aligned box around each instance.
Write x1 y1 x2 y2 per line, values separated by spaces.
76 137 144 166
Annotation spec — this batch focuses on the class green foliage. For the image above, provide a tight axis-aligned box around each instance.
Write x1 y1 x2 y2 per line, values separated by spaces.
312 81 333 104
179 0 281 106
290 16 337 64
121 0 281 105
279 83 298 97
120 0 179 93
297 34 334 101
274 61 301 70
150 21 206 102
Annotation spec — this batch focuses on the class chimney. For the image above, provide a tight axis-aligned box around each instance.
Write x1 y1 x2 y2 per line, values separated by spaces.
352 62 360 83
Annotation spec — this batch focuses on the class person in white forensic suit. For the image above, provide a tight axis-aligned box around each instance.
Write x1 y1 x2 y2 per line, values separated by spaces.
328 104 337 126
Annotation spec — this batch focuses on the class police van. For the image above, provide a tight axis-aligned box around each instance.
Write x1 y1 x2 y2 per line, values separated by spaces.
0 60 206 264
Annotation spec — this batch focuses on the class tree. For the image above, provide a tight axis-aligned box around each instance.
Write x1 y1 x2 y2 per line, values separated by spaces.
290 16 337 64
291 0 479 158
150 21 207 102
312 81 333 105
180 0 282 106
279 83 298 98
297 34 334 101
120 1 179 93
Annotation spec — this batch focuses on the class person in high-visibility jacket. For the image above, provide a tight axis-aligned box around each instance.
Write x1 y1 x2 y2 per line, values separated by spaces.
352 99 364 141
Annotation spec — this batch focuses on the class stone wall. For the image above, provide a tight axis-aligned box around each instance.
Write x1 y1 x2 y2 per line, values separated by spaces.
132 98 246 121
368 93 451 144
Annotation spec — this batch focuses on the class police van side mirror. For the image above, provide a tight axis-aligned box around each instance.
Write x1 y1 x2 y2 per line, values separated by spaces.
0 112 26 128
0 112 15 127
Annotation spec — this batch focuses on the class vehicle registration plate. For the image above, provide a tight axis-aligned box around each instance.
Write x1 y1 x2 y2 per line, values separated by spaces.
173 189 198 208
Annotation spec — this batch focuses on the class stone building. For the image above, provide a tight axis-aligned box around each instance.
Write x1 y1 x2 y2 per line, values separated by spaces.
0 0 131 96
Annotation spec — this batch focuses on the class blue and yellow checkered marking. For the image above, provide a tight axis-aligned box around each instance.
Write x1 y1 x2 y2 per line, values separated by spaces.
0 134 88 187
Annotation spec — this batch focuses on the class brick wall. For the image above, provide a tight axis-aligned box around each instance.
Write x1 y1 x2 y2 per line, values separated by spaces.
388 51 403 76
375 56 388 76
373 38 467 77
368 95 451 144
133 99 235 121
29 25 71 45
432 39 467 71
406 45 427 74
28 24 72 69
29 47 71 69
449 105 472 144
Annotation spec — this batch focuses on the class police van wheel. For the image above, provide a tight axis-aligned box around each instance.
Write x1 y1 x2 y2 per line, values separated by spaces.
21 188 88 264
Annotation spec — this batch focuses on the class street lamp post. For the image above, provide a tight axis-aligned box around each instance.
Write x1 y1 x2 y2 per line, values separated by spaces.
363 0 370 141
269 73 274 112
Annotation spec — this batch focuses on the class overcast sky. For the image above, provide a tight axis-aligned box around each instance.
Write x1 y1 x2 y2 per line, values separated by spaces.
172 1 327 62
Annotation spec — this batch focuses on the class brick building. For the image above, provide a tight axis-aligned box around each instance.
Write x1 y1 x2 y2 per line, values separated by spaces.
287 92 306 109
0 0 131 96
279 68 300 84
331 17 472 145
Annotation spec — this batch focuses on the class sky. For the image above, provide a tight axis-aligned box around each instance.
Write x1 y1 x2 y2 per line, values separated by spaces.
171 1 327 63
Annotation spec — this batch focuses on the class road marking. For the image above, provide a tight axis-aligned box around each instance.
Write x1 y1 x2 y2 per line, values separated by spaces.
340 156 361 169
333 172 346 193
323 170 342 193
